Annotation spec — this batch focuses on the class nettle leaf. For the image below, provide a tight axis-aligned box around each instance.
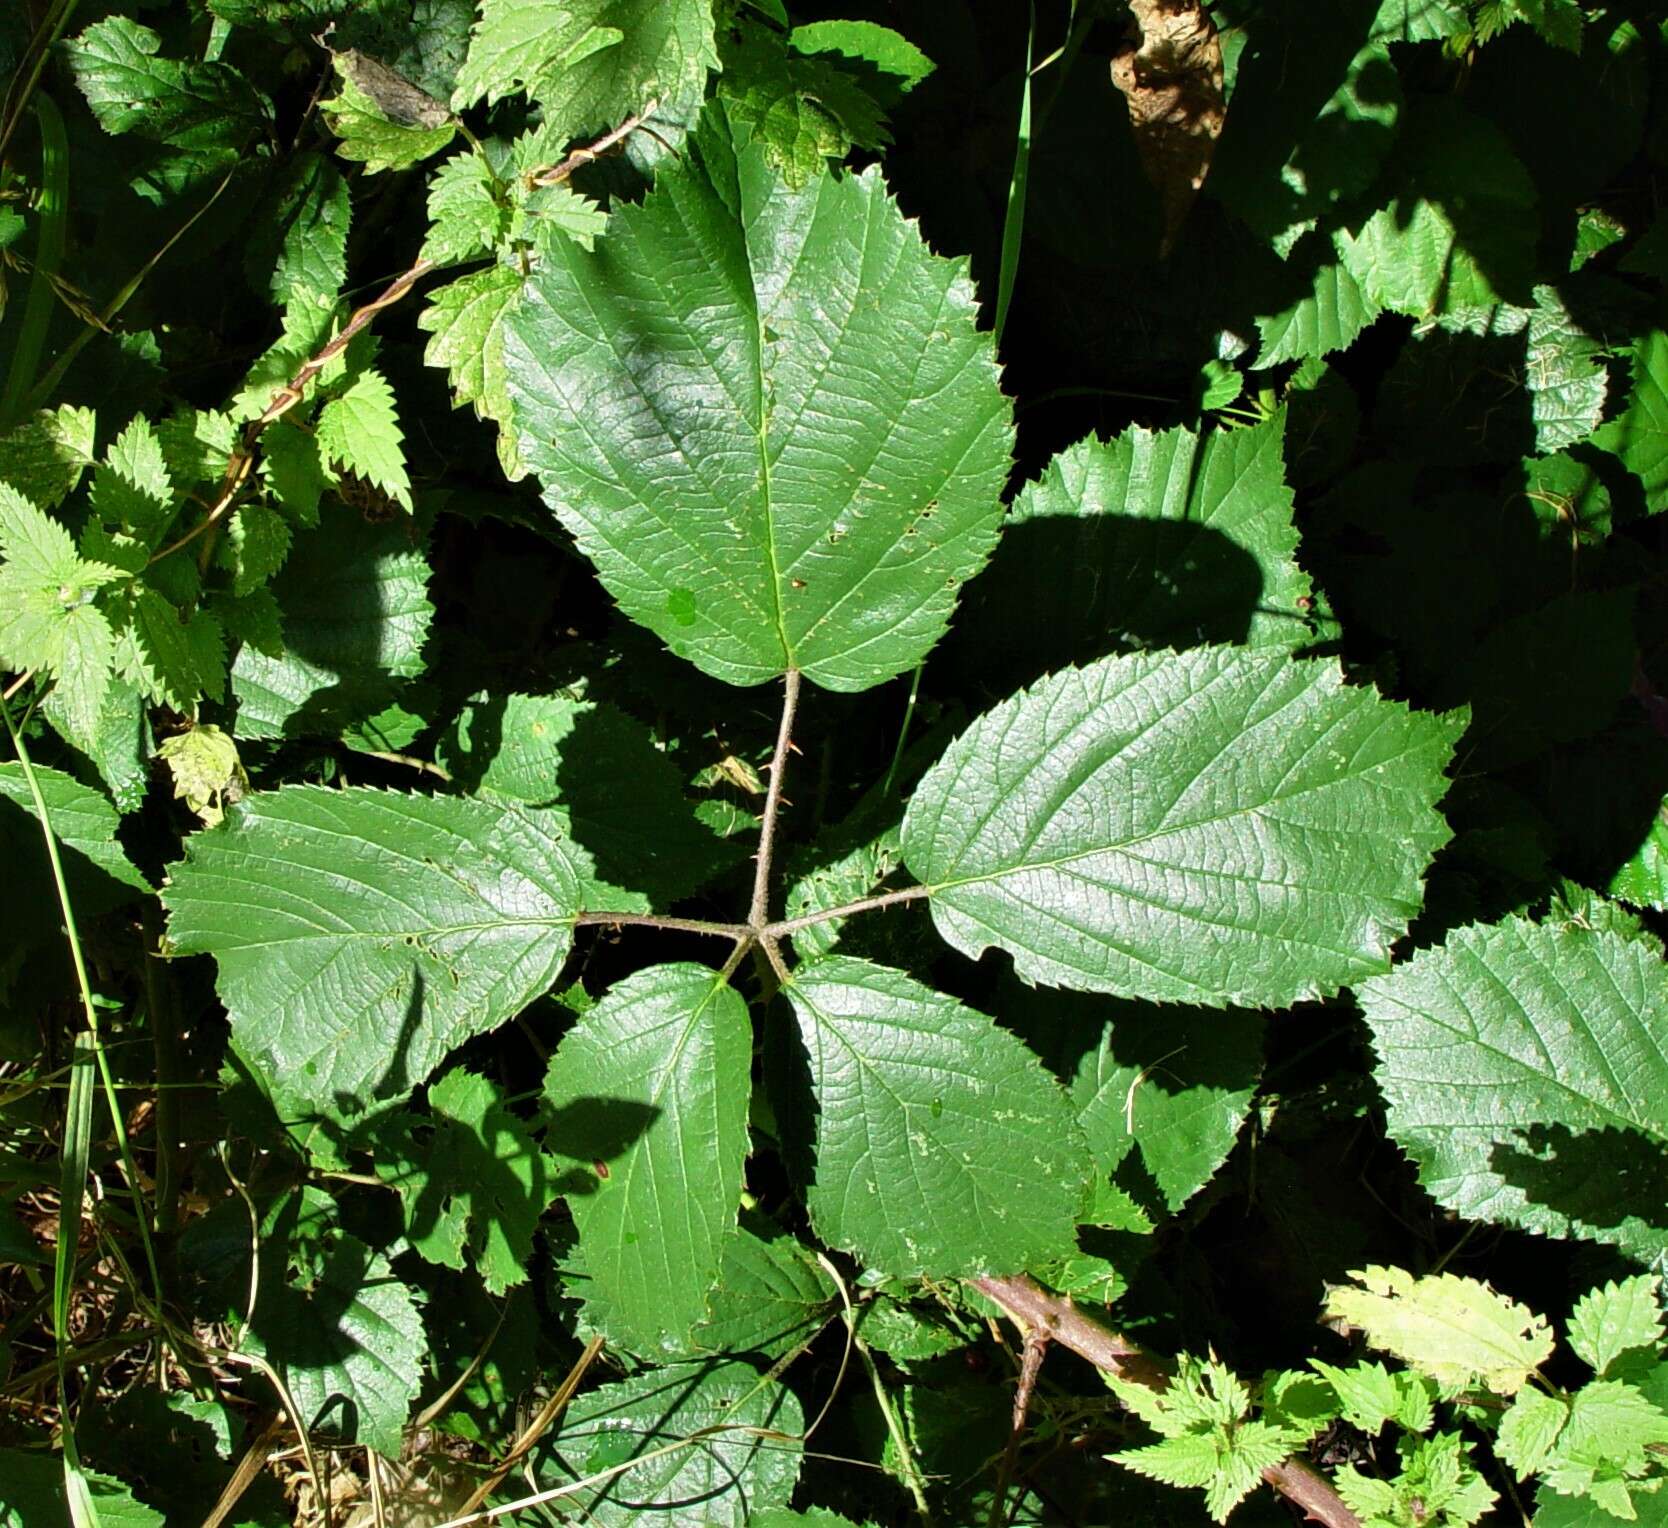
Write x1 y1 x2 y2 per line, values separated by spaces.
502 123 1012 692
110 585 226 713
246 152 351 305
420 265 525 474
243 1190 425 1457
420 150 509 267
315 369 412 511
231 509 433 740
90 417 174 544
902 649 1462 1007
0 405 97 509
782 957 1089 1276
957 413 1312 691
1359 916 1668 1265
372 1066 557 1294
453 0 719 139
1340 100 1538 315
68 16 267 152
1594 329 1668 509
790 20 935 91
1498 1386 1570 1478
42 675 151 814
1567 1276 1665 1379
1071 1001 1263 1212
220 502 292 595
1324 1265 1554 1395
322 54 457 173
440 692 739 910
162 786 584 1127
1540 1380 1668 1517
530 1360 802 1527
544 964 750 1356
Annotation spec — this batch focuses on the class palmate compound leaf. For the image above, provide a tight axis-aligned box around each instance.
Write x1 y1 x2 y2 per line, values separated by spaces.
781 957 1090 1277
1359 916 1668 1266
529 1360 803 1528
542 964 751 1357
501 118 1012 693
1324 1265 1555 1395
901 648 1464 1007
162 787 585 1129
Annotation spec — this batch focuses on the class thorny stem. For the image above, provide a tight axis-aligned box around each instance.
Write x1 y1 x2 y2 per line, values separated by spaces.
573 911 747 940
763 884 930 939
972 1274 1363 1528
749 669 803 933
987 1326 1050 1528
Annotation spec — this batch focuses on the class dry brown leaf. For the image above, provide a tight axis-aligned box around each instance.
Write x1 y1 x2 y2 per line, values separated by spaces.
1109 0 1226 255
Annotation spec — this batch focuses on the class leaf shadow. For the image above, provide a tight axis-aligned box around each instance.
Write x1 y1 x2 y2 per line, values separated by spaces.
544 1095 664 1198
1487 1121 1668 1245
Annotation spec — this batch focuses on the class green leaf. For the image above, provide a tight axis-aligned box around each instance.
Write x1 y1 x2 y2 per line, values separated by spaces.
719 29 891 188
1255 243 1382 367
246 152 351 305
322 56 456 173
1594 329 1668 509
1310 1359 1410 1435
1324 1265 1555 1395
0 1450 165 1527
1071 1001 1263 1212
1339 101 1538 315
90 417 175 544
230 509 433 740
315 368 412 512
452 0 718 140
0 406 97 509
439 692 740 910
509 180 610 258
1498 1386 1571 1478
419 265 525 472
0 761 150 897
371 1066 558 1294
1541 1381 1668 1510
501 125 1012 692
110 585 225 711
221 502 293 597
957 413 1312 691
420 150 509 267
789 20 935 90
162 786 584 1126
530 1360 802 1526
1568 1277 1665 1379
261 420 326 526
242 1191 425 1456
68 16 267 152
544 964 750 1356
782 957 1089 1276
902 649 1462 1006
1359 916 1668 1265
691 1217 838 1359
41 676 150 814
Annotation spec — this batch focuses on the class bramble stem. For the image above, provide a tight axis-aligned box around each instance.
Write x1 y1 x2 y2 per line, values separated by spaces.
573 911 748 940
972 1274 1362 1528
764 884 930 939
749 668 802 933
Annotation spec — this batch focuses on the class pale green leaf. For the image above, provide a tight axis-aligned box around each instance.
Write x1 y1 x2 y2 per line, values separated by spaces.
957 414 1312 691
162 786 584 1126
155 407 236 498
0 479 85 585
790 20 935 89
1309 1359 1404 1435
1542 1381 1668 1503
902 649 1462 1006
783 957 1089 1276
1071 1000 1262 1212
691 1217 838 1359
511 180 610 258
501 128 1012 692
1339 101 1537 315
419 265 524 469
1594 330 1668 509
1324 1265 1555 1395
1359 916 1668 1264
372 1066 558 1294
67 16 266 152
1568 1277 1666 1379
453 0 718 141
439 692 740 910
322 61 456 173
230 510 432 740
1497 1386 1570 1478
315 369 411 511
420 150 508 267
0 406 97 509
1255 247 1382 367
544 964 750 1356
530 1361 802 1526
157 723 248 827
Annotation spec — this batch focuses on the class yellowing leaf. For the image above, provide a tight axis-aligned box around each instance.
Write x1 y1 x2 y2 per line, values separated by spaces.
1324 1266 1554 1396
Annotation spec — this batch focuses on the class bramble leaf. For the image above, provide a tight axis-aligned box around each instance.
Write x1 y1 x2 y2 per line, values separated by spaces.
691 1218 838 1360
1594 329 1668 510
782 957 1089 1276
903 649 1462 1006
502 124 1012 691
1359 916 1668 1265
162 786 585 1126
1255 244 1382 366
543 964 751 1356
1324 1265 1555 1395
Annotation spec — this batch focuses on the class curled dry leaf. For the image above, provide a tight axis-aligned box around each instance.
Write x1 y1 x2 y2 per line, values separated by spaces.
1109 0 1225 255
